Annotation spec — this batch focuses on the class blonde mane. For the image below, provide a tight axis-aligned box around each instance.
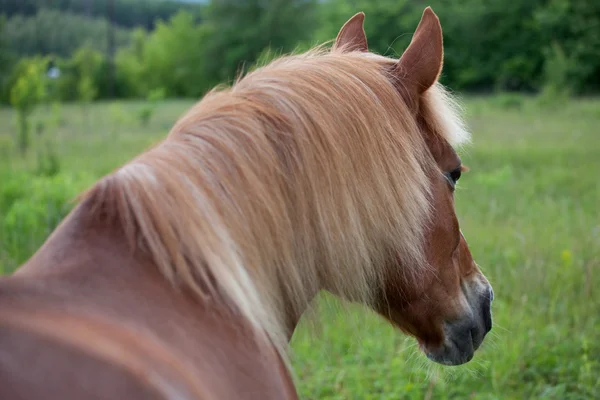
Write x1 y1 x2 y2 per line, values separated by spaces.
82 47 470 362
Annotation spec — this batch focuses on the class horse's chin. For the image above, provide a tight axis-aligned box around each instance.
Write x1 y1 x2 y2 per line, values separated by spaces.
420 326 476 366
421 306 493 365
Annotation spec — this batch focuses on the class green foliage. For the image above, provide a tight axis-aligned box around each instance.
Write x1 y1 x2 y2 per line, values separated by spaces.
203 0 318 84
113 0 598 97
53 45 107 102
0 136 14 165
8 58 48 114
114 28 148 98
1 9 131 58
77 76 97 105
534 0 600 94
75 47 101 104
33 114 62 177
49 102 66 129
0 16 17 104
2 0 600 102
1 0 204 31
538 42 574 107
9 57 49 154
116 11 212 98
137 87 166 127
491 93 525 111
35 140 61 177
0 170 92 271
139 11 210 97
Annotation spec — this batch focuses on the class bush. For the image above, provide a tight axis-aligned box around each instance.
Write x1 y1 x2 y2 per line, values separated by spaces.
9 57 50 154
54 45 106 102
0 170 93 272
137 87 166 127
114 28 148 98
35 135 61 178
115 11 212 99
538 41 574 107
492 93 525 111
0 15 17 104
1 9 131 58
2 0 599 101
0 136 14 165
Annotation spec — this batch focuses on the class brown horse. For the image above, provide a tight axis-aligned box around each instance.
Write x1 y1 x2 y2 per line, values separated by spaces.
0 7 493 399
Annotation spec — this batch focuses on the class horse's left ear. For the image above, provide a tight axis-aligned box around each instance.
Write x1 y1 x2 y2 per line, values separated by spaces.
333 12 368 53
393 7 443 100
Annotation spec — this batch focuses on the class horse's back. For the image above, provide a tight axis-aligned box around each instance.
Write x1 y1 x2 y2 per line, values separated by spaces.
0 281 203 400
0 316 166 400
0 275 298 400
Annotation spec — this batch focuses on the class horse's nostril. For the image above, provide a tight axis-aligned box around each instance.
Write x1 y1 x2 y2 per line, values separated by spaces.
483 312 492 334
481 291 493 334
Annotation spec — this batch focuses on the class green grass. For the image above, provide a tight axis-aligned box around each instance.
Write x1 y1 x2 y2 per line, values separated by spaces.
1 96 599 399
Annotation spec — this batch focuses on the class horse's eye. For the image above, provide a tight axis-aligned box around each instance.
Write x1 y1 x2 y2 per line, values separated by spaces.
449 167 461 183
445 167 462 189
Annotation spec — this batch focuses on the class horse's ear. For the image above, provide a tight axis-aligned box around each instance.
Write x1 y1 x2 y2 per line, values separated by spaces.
393 7 443 100
333 12 368 53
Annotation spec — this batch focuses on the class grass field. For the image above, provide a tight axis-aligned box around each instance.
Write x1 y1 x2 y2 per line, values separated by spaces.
1 95 598 399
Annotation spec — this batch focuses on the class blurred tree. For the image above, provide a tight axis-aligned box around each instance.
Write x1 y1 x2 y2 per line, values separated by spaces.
9 57 49 154
439 0 546 92
314 0 420 57
0 16 17 104
1 0 204 30
116 11 211 98
203 0 318 84
115 28 149 98
315 0 547 92
54 46 108 101
2 9 131 58
534 0 600 94
140 11 211 97
1 0 599 100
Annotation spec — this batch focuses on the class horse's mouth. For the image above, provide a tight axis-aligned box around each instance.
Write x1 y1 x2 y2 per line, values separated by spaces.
420 287 493 366
421 325 476 366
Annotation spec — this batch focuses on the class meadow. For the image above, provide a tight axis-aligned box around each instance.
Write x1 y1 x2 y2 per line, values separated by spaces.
0 95 598 399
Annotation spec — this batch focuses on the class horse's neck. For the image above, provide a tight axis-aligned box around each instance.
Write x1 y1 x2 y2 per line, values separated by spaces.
10 203 180 325
14 199 309 347
14 203 141 282
9 202 251 345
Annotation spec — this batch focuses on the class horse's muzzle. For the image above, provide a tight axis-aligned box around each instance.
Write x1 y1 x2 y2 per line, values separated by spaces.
424 284 494 366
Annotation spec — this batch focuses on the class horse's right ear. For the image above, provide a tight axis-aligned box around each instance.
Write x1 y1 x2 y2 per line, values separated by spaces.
333 12 368 53
393 7 444 104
